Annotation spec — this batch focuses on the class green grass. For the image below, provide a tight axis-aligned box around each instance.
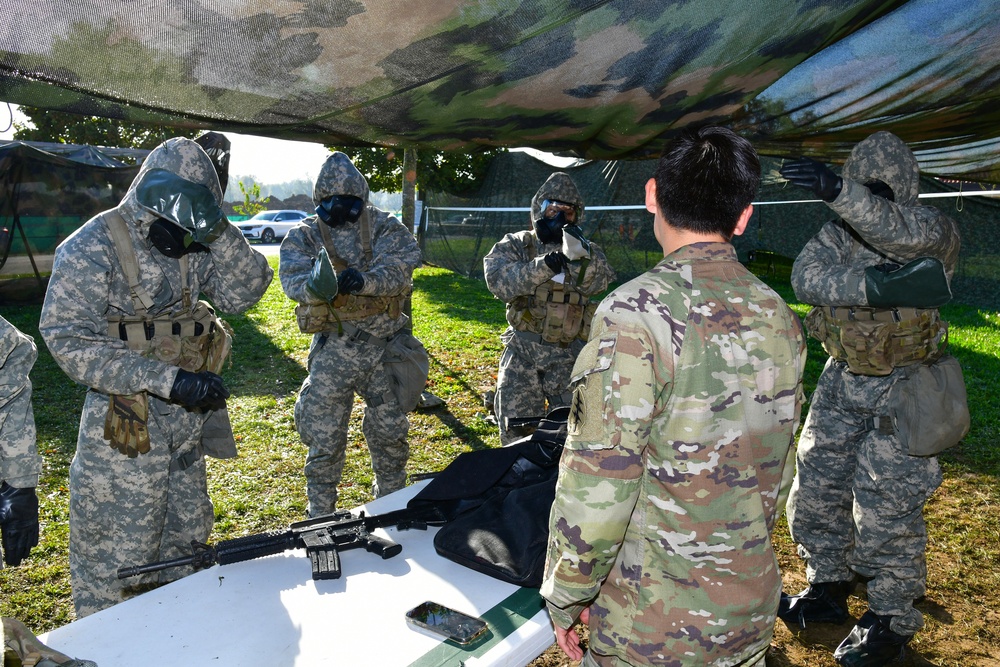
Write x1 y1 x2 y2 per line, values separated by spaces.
2 259 999 666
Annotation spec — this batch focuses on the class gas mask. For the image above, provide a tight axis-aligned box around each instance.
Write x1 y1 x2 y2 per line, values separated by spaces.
148 219 208 258
533 199 580 244
315 195 364 227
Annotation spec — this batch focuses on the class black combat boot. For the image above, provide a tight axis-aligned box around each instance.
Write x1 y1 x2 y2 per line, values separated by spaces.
834 610 910 666
777 580 853 628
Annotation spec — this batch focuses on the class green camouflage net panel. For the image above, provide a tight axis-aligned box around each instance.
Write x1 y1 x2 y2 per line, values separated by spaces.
2 1 1000 178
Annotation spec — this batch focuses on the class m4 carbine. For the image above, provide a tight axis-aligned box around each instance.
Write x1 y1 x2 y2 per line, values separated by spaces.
117 505 446 581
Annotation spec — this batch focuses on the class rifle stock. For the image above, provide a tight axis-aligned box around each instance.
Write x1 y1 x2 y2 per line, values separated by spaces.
117 505 445 581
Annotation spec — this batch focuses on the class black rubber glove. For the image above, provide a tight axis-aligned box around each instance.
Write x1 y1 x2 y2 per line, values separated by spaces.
0 481 39 566
544 251 569 274
337 268 365 295
169 369 230 410
780 157 843 202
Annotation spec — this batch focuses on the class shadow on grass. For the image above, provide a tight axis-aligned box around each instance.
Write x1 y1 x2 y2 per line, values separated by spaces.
414 267 506 328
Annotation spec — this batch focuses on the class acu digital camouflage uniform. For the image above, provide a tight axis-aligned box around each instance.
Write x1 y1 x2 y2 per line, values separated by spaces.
542 242 806 667
280 152 421 515
787 132 961 637
0 316 39 494
484 173 615 444
38 138 273 617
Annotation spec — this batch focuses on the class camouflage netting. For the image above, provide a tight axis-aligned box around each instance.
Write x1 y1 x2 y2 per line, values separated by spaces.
422 151 1000 311
2 1 1000 179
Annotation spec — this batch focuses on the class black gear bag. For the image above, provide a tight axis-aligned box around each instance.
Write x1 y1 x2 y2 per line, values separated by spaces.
406 407 568 587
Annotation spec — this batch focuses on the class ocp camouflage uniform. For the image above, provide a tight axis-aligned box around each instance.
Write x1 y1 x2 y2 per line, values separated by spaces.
484 173 615 444
542 242 806 667
0 315 40 502
280 153 421 515
787 132 961 636
39 138 273 616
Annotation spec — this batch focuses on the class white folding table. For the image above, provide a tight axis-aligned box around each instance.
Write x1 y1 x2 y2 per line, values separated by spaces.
40 481 556 667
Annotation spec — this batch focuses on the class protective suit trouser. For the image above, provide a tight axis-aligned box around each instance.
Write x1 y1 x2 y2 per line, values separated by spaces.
69 391 213 617
295 332 409 516
494 332 580 445
787 359 942 636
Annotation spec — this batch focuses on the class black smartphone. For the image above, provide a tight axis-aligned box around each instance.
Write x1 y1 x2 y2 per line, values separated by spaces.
405 601 488 645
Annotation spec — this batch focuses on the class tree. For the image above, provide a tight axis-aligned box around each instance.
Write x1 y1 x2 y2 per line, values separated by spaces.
330 146 502 197
233 181 271 217
13 105 196 156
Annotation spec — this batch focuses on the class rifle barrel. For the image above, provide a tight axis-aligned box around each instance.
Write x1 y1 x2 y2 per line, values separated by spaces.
118 554 197 579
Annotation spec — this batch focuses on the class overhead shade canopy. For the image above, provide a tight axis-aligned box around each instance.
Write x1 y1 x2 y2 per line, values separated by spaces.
1 0 999 179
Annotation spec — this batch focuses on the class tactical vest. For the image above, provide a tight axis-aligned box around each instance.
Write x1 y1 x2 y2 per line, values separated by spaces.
294 211 408 334
507 267 596 345
102 210 234 459
804 305 947 376
104 210 232 374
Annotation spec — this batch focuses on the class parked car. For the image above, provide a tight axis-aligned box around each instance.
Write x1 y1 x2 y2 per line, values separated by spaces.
238 209 310 243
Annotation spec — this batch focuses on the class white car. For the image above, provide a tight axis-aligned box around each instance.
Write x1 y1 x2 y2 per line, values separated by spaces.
238 209 310 243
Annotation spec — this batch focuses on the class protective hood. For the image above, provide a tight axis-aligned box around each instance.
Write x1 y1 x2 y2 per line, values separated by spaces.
842 131 920 208
313 151 370 207
119 137 225 239
530 172 584 224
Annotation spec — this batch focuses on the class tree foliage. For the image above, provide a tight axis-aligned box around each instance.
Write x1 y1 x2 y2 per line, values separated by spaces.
13 106 195 153
330 146 503 197
233 180 271 217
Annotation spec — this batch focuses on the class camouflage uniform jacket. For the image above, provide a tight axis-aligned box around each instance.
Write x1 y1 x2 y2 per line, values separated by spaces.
280 150 420 340
542 242 806 666
0 316 40 489
792 131 960 307
38 152 273 405
483 229 615 331
279 210 421 340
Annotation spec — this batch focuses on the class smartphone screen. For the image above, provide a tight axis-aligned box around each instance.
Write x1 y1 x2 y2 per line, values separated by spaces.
405 601 488 645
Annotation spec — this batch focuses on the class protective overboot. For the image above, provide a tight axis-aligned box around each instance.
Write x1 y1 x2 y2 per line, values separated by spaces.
777 580 852 628
834 610 910 666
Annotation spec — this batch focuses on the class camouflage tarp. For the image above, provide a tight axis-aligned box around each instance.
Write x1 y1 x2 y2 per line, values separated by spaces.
1 1 999 179
0 140 147 304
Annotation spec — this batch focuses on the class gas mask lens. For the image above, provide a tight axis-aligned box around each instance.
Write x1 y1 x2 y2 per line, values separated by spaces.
540 199 579 224
316 195 364 226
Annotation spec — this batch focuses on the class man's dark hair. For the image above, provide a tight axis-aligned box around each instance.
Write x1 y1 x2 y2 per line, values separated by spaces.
653 126 760 236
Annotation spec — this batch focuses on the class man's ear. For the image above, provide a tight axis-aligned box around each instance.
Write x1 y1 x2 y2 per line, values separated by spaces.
732 204 753 237
644 178 658 214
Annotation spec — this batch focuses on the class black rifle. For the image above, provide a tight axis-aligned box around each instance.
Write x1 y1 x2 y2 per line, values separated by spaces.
117 505 446 581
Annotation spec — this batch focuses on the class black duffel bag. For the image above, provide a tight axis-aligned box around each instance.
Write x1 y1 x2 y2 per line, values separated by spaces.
407 407 568 587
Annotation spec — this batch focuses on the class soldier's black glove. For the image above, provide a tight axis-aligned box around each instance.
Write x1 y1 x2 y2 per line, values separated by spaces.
0 481 39 566
544 251 569 274
337 268 365 295
170 369 230 410
780 157 843 202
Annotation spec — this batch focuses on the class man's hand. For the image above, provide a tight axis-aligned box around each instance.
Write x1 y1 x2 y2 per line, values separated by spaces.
337 268 365 295
169 369 230 410
544 251 570 274
306 248 339 302
780 157 843 202
0 482 39 566
553 607 590 662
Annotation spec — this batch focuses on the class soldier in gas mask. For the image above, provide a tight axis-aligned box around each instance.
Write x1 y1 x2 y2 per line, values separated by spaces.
39 137 273 616
778 131 962 667
0 315 40 571
484 172 615 444
279 152 423 516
